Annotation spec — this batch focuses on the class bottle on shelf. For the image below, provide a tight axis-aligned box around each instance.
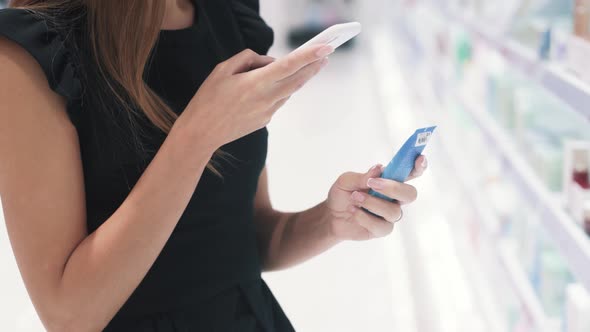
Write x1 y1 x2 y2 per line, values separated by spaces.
564 142 590 231
574 0 590 40
583 201 590 236
572 149 590 189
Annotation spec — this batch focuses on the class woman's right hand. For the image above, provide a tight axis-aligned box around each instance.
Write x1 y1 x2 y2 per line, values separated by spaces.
178 45 334 149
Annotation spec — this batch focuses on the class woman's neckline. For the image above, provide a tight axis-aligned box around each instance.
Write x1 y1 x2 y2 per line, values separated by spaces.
159 0 199 34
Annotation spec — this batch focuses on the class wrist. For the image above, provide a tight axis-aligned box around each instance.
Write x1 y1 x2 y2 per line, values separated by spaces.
170 115 219 157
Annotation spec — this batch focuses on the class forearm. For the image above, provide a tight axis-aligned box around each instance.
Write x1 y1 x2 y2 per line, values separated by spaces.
260 201 341 271
55 122 214 331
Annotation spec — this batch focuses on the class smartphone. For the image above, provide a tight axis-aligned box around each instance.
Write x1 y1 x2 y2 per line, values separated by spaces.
370 126 437 202
293 22 362 52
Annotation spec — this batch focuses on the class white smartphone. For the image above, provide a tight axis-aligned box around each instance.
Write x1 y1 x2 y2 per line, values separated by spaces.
294 22 362 52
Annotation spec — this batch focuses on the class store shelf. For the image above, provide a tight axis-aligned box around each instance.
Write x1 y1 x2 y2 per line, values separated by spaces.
498 243 549 331
448 147 551 332
427 82 550 331
433 114 545 332
437 7 590 122
540 65 590 119
401 43 549 332
387 12 590 324
411 57 553 332
425 86 507 332
392 3 590 328
397 0 590 296
382 27 550 331
458 95 590 292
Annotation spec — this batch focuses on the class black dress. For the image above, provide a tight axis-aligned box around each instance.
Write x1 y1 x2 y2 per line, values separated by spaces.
0 1 296 331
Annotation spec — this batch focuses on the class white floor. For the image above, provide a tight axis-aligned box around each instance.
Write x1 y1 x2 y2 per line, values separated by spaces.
0 2 436 331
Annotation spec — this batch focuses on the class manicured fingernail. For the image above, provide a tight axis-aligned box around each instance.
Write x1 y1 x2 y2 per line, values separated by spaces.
351 191 366 202
367 178 385 190
368 164 380 173
316 45 335 57
320 57 329 67
421 158 428 168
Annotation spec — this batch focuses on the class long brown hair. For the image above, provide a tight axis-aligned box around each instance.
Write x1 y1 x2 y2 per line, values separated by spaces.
9 0 225 175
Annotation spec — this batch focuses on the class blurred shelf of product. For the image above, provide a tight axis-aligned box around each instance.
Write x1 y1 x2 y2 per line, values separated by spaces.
286 0 359 49
373 0 590 331
0 0 7 9
431 0 590 134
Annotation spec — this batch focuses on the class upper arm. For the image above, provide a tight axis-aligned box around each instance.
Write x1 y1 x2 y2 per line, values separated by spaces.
0 36 87 325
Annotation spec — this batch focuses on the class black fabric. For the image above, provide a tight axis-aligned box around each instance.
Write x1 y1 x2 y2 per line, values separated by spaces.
0 0 293 331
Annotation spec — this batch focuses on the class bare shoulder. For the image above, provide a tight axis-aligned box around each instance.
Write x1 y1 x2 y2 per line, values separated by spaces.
0 36 73 132
0 35 80 190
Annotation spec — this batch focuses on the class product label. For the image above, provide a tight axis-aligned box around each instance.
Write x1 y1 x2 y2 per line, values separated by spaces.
416 132 432 147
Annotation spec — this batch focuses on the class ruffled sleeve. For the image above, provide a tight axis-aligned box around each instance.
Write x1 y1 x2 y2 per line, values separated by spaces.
229 0 274 55
0 8 83 125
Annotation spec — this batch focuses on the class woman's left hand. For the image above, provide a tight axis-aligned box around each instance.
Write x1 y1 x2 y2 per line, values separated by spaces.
325 156 428 241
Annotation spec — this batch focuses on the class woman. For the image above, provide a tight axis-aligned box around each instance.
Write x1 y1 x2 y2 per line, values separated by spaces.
0 0 427 331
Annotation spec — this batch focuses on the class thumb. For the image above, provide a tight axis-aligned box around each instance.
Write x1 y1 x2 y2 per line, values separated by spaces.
335 164 383 192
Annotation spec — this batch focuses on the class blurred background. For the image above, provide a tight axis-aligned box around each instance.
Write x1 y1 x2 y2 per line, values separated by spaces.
2 0 590 331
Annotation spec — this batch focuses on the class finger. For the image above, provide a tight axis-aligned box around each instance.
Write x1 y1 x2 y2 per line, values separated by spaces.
350 191 402 223
333 216 372 241
351 227 373 241
366 178 418 204
335 164 383 192
349 206 394 238
406 155 428 181
249 55 275 71
273 58 328 99
220 49 274 74
260 44 334 81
